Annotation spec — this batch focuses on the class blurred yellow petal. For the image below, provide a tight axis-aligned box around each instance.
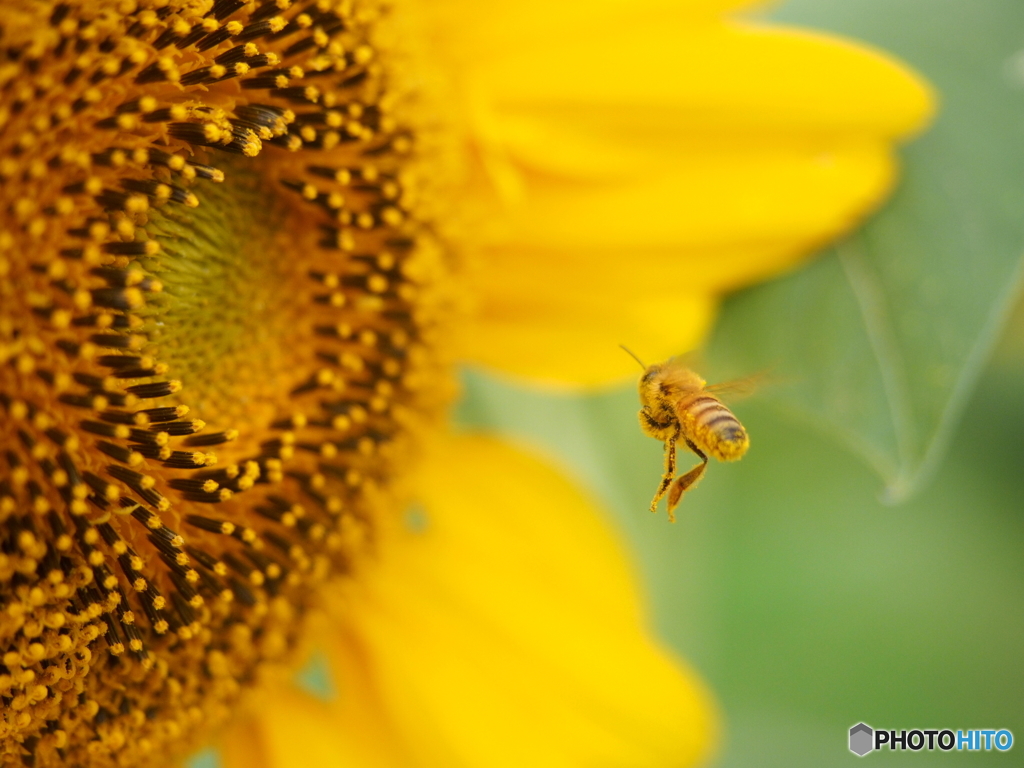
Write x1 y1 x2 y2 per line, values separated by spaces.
424 0 771 65
477 141 895 253
222 682 406 768
473 24 932 140
222 689 347 768
314 433 717 767
444 7 935 385
462 292 716 387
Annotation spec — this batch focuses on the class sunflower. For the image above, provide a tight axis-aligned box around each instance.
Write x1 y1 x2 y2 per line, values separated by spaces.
0 1 930 767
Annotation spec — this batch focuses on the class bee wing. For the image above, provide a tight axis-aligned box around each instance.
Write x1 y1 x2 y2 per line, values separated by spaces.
704 370 771 399
665 350 705 372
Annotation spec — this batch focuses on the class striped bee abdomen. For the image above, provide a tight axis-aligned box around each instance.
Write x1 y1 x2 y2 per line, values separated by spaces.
680 395 750 461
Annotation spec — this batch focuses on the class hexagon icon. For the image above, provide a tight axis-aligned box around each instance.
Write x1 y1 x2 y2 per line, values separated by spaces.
849 723 874 756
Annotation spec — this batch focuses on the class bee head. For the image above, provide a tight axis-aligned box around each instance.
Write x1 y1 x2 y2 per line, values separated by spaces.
640 364 661 386
637 362 665 406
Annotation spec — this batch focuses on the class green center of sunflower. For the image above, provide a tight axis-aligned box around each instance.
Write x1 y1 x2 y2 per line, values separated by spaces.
0 2 450 766
140 158 294 419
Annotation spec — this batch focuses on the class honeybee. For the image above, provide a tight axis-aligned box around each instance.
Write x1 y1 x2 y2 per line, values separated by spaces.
625 349 750 521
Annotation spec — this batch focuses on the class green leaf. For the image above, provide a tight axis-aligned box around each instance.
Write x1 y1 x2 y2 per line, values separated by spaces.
706 0 1024 501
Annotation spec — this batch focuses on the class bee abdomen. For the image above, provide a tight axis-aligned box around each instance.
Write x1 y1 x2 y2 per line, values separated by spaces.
685 397 749 461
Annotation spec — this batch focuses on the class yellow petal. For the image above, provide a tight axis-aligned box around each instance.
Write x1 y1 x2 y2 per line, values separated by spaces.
449 12 935 386
476 139 896 253
424 0 771 66
474 23 933 141
220 688 332 768
221 683 405 768
460 291 716 387
222 663 409 768
321 433 717 767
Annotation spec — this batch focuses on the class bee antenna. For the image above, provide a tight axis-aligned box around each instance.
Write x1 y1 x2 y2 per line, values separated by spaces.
619 345 647 370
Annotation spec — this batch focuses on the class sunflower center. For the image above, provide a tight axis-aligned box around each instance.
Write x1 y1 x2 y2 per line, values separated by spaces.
142 157 300 426
0 2 450 766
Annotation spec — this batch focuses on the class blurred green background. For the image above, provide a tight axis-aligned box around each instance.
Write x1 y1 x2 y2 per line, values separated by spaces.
458 0 1024 764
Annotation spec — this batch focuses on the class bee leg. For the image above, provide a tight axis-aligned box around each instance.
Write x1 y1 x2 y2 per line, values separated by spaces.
639 406 660 429
666 443 708 522
649 428 680 514
639 406 672 439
